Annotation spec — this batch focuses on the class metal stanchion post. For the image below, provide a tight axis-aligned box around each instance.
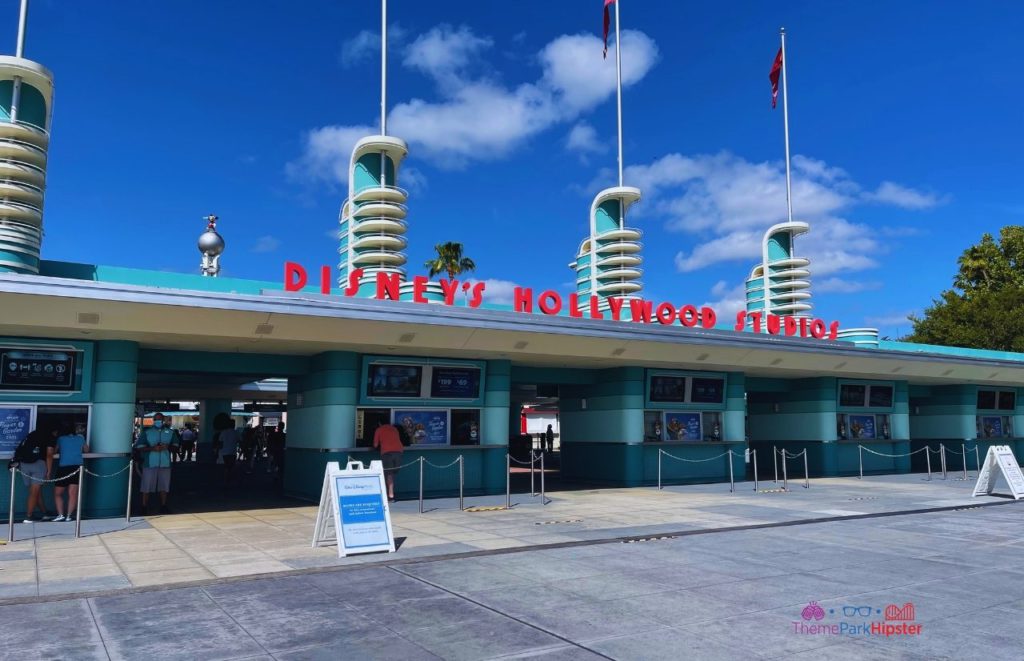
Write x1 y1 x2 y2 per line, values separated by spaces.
773 446 778 483
941 445 947 479
961 443 968 480
458 456 464 512
74 467 84 539
753 450 758 492
974 445 980 472
858 445 863 480
803 451 809 489
540 451 546 505
925 448 932 481
728 451 734 493
530 452 536 497
657 450 662 490
782 452 788 491
125 459 134 522
418 457 424 514
7 465 15 543
505 453 511 509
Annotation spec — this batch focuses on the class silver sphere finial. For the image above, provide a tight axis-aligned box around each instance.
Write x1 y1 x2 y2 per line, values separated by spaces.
198 214 225 277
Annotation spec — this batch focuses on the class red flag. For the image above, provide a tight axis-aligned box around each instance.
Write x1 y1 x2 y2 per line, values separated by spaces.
769 47 783 108
603 0 616 59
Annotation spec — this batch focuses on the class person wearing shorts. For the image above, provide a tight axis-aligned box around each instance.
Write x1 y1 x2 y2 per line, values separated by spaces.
372 421 404 501
17 426 56 523
134 413 178 514
54 421 88 522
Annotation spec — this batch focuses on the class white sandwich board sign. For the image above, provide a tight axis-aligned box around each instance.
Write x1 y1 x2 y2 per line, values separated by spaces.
972 445 1024 500
312 460 396 557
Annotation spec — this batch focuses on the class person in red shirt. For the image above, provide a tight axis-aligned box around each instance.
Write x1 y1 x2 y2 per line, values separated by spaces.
372 421 404 501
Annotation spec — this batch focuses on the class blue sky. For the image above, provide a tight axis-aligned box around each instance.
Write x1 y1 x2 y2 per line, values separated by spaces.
21 1 1024 337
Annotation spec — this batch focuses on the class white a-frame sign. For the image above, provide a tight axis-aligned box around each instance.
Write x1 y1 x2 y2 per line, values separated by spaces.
972 445 1024 500
312 460 396 557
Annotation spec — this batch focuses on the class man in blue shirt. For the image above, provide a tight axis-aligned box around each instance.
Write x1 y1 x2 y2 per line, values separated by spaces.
134 413 178 514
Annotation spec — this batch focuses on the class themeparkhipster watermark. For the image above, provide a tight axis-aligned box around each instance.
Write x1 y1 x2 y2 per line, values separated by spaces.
792 601 922 637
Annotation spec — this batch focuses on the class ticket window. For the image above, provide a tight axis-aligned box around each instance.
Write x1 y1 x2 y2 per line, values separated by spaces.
35 405 89 440
355 408 390 448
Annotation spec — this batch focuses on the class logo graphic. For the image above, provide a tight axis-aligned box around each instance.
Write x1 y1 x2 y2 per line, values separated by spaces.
801 602 825 621
885 603 915 621
842 606 873 617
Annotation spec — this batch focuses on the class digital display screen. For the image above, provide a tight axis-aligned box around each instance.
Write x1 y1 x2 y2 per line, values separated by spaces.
367 364 422 398
430 367 481 399
998 391 1016 411
839 384 867 407
650 375 686 402
690 378 725 404
0 349 76 391
868 386 893 408
977 390 997 410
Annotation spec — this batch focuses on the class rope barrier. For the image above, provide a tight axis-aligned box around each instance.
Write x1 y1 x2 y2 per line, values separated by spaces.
858 446 928 459
8 465 82 484
83 464 133 479
659 449 731 463
422 457 462 470
780 450 806 459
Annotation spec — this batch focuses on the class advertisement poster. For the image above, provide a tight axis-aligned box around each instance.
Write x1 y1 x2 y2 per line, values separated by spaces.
394 410 449 445
664 412 701 441
335 474 390 549
0 407 32 454
981 416 1003 438
1 350 75 391
368 364 422 398
849 414 876 439
430 367 481 399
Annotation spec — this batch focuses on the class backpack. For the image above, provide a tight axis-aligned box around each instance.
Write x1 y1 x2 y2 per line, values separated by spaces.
13 432 44 464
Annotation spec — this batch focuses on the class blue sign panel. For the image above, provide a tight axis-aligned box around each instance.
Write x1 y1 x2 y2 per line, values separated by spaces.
981 416 1003 438
0 407 31 453
335 475 390 549
664 412 701 441
430 367 481 399
849 414 876 439
394 410 449 445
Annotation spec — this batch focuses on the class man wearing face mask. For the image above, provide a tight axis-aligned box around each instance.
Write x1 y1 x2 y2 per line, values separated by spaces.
134 413 179 514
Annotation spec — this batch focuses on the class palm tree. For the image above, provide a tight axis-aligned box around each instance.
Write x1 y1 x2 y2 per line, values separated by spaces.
425 242 476 280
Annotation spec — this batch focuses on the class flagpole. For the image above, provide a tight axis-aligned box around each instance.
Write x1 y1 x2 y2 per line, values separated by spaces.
780 27 792 224
381 0 387 135
614 0 624 188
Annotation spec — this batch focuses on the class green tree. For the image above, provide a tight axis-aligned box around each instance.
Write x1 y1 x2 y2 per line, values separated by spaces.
907 226 1024 351
424 242 476 280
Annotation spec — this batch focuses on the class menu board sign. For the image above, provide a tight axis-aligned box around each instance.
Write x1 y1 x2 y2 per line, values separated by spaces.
0 349 76 391
367 364 422 398
430 367 481 399
650 375 686 402
691 378 725 404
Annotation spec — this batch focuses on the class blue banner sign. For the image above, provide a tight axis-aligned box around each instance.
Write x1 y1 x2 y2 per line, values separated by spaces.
849 414 876 439
335 475 390 549
664 412 701 441
981 416 1004 438
393 410 449 445
0 407 31 453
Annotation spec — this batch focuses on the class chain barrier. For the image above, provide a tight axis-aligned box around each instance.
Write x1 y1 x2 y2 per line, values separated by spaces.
657 449 741 493
659 449 732 463
7 458 134 543
417 455 467 513
777 448 809 489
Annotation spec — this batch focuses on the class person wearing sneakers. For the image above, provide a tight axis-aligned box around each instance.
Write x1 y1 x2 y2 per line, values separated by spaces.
14 425 56 523
134 413 178 514
53 421 88 522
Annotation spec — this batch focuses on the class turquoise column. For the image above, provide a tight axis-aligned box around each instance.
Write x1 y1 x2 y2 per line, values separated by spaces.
481 360 511 492
284 352 358 501
724 373 746 442
87 340 138 517
198 399 232 463
892 381 911 473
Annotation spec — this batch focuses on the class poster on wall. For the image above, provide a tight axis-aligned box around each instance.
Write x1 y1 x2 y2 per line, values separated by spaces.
368 364 422 398
393 410 449 445
0 407 32 454
430 367 481 399
981 416 1003 438
664 412 701 441
849 414 876 439
0 350 76 391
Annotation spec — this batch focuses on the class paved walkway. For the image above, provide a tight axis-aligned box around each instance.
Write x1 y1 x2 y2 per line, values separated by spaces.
1 471 1019 600
2 502 1023 659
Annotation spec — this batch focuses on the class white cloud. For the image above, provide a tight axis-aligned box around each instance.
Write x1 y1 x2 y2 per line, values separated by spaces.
815 278 882 293
863 182 945 209
700 280 747 319
252 235 280 253
675 231 762 272
289 27 659 178
865 311 916 327
402 24 493 89
470 278 520 305
565 122 605 156
339 24 409 68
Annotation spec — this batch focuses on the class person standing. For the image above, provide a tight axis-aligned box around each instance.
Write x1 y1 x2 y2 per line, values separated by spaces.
15 425 56 522
214 418 240 484
134 413 178 514
545 424 555 454
372 420 403 502
179 424 197 462
53 421 88 522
